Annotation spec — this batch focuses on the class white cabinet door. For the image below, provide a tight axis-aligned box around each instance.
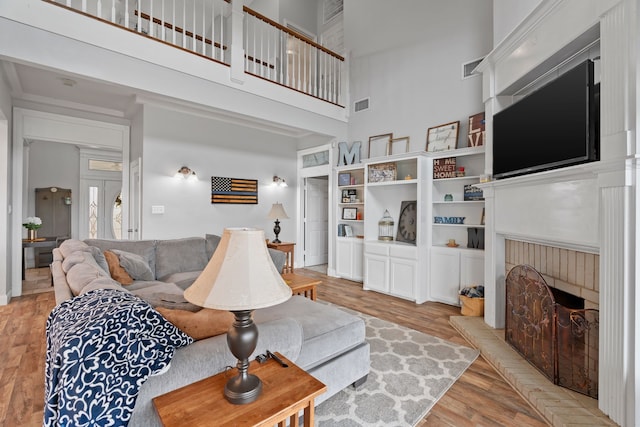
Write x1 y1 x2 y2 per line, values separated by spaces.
336 238 364 282
429 248 461 305
364 254 388 292
389 257 416 299
460 251 484 288
336 238 353 278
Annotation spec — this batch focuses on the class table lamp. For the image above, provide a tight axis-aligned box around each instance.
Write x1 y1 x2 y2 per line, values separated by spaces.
267 203 289 243
184 228 292 404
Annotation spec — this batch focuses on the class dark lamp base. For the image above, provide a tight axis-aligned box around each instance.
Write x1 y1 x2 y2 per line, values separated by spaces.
272 219 282 244
224 373 263 404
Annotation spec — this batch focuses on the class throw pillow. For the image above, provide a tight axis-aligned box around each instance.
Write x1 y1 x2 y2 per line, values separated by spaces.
87 246 110 274
155 307 234 341
111 249 155 281
104 250 133 285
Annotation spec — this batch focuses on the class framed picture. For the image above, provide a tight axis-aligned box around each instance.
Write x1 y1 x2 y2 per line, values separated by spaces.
344 225 354 237
389 136 410 155
368 133 393 159
338 172 351 186
341 189 356 203
368 162 397 183
342 207 357 220
426 121 460 152
468 112 486 147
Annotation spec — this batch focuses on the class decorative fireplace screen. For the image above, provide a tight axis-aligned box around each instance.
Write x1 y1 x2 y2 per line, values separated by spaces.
505 264 599 398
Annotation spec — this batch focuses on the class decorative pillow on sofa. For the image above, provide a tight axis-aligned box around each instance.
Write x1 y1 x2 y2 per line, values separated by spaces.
104 250 133 285
111 249 155 281
155 307 234 341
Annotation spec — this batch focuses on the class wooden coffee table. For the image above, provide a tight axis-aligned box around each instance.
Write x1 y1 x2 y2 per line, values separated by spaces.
153 353 326 427
281 273 321 301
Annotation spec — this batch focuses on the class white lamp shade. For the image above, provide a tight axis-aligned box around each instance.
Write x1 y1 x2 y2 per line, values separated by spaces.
267 203 289 220
184 228 292 310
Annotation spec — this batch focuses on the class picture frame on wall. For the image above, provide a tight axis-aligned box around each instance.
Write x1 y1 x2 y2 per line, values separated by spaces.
338 172 351 186
368 133 393 159
426 121 460 152
342 207 357 220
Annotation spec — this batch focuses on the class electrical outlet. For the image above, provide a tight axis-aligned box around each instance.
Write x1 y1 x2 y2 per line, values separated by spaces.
151 205 165 214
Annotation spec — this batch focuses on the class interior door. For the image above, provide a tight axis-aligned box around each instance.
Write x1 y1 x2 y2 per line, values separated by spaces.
304 176 328 266
82 179 122 239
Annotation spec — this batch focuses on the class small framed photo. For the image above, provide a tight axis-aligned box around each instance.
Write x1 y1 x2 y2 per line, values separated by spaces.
344 225 354 237
342 207 357 220
368 133 393 159
338 172 351 186
426 121 460 152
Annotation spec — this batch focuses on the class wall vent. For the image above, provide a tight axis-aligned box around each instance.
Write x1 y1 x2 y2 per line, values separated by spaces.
354 98 370 112
462 57 485 79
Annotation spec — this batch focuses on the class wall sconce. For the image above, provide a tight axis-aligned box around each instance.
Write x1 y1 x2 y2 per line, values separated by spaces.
272 176 287 187
175 166 198 182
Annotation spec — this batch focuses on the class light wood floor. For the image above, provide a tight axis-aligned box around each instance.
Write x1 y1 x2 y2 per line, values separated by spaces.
0 268 548 426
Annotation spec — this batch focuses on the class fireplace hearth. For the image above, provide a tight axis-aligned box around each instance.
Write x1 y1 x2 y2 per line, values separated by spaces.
505 264 599 398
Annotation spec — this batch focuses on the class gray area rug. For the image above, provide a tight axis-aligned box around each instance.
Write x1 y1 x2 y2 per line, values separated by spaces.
315 305 479 426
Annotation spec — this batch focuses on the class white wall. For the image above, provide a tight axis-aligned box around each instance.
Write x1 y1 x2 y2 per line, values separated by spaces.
26 141 79 238
347 0 493 154
0 72 12 304
140 106 298 241
492 0 542 47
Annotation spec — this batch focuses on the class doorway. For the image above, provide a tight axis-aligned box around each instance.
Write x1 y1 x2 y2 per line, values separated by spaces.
304 176 328 267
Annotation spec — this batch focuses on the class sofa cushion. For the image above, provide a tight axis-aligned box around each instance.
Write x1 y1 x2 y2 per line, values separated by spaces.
130 282 201 312
255 296 366 370
66 253 112 296
158 271 202 290
58 239 90 259
84 239 157 278
79 277 127 295
104 250 134 285
156 307 234 340
205 234 221 259
87 246 110 274
155 237 208 280
111 249 155 281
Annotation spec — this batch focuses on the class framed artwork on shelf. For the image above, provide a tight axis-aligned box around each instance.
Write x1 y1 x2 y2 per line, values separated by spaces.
468 112 486 147
368 162 397 183
389 136 410 155
342 207 357 220
344 225 354 237
338 172 351 186
426 121 460 152
341 189 357 203
368 133 393 159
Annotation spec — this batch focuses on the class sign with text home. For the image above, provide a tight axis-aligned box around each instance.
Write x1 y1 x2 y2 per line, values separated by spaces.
433 157 457 179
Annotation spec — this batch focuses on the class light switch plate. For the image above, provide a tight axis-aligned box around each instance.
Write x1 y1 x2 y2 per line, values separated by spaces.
151 205 165 214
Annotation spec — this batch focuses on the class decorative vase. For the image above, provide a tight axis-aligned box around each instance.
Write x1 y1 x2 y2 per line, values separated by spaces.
28 229 37 240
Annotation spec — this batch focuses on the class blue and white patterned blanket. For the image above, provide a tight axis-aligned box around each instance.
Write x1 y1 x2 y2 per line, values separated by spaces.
44 288 194 427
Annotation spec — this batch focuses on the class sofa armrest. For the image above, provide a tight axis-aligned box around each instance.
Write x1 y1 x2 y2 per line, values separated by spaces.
130 317 303 427
268 248 286 273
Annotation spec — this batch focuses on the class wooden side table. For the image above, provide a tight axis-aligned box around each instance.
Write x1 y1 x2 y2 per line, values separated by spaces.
267 241 295 273
153 353 326 427
281 273 321 301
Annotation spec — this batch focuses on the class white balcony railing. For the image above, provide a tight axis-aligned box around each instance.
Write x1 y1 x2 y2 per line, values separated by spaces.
43 0 344 106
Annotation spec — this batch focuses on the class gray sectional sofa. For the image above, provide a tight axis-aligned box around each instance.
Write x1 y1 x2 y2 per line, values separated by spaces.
49 236 370 427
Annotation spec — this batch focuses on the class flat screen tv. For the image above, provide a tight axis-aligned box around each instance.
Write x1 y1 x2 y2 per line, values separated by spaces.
492 59 599 180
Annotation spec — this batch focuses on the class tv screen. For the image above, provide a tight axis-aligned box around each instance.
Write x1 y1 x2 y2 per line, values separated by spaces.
493 59 599 179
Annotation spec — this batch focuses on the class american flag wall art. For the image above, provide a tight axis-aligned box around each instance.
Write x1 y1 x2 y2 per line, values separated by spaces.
211 177 258 204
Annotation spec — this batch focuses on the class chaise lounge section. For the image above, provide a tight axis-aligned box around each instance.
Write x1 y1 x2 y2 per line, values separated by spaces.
49 236 370 426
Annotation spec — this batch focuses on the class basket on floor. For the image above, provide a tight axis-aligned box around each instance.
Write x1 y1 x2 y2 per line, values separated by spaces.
459 295 485 316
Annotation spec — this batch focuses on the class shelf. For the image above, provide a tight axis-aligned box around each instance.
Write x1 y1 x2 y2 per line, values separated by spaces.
433 200 484 205
340 219 364 223
338 184 365 188
338 202 364 205
432 244 484 251
367 178 417 187
433 175 481 182
433 223 485 228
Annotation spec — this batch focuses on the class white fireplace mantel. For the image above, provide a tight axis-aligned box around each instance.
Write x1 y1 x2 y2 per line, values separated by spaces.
476 0 638 425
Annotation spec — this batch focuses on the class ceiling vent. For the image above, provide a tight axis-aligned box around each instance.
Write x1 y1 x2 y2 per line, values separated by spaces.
354 98 370 113
462 57 485 79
